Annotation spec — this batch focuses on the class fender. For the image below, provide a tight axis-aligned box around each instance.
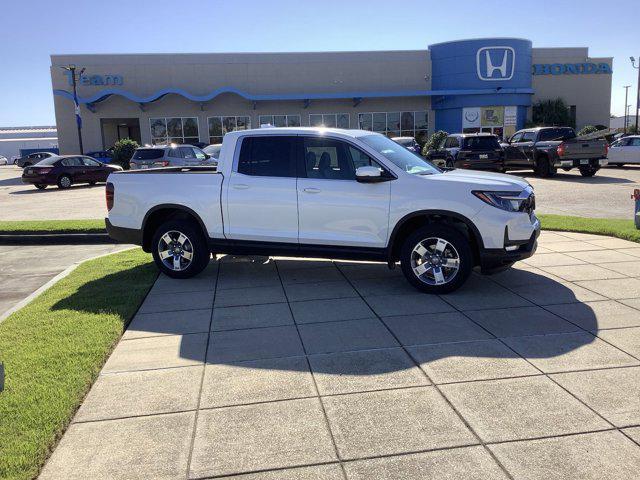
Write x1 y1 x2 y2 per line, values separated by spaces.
142 203 209 250
386 209 485 262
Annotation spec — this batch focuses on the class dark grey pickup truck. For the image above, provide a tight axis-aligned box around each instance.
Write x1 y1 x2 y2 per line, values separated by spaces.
501 127 608 177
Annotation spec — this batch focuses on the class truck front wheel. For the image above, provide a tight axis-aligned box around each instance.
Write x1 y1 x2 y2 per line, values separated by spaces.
535 156 556 178
151 220 210 279
400 225 473 294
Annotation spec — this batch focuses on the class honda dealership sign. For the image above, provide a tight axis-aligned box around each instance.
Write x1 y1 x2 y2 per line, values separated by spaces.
476 46 515 81
532 63 612 75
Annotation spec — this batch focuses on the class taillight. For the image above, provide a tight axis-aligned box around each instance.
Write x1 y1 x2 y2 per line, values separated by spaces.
35 167 53 173
106 182 114 211
604 143 609 156
557 143 566 157
154 161 170 167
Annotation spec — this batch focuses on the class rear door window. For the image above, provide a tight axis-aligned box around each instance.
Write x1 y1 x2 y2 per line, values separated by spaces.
237 136 297 177
521 131 537 142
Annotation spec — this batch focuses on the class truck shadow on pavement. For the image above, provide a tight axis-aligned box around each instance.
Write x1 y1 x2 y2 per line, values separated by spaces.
54 256 609 377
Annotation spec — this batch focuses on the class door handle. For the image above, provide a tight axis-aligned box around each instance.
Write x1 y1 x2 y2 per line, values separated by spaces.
232 184 249 190
303 188 321 194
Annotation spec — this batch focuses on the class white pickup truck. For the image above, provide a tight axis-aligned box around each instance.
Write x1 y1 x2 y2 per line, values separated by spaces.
106 127 540 293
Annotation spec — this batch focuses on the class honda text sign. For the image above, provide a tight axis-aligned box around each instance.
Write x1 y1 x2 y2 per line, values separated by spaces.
476 46 515 81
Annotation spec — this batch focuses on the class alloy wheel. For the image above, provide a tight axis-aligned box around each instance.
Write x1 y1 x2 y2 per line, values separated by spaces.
158 230 194 271
410 237 460 286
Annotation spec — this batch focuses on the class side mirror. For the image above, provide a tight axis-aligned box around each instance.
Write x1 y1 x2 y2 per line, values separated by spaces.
204 153 211 159
356 166 387 183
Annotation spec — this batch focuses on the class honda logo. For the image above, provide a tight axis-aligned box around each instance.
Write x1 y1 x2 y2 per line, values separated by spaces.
476 46 515 81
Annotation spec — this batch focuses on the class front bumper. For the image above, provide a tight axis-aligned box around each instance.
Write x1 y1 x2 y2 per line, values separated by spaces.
479 225 540 274
105 218 143 245
554 158 608 168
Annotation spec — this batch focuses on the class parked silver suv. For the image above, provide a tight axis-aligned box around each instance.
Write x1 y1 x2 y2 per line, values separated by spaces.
129 145 212 170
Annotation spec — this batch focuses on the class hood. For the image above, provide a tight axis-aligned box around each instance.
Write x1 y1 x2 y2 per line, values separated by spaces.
427 169 530 191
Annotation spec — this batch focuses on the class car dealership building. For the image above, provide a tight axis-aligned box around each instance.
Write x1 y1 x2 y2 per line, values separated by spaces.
50 37 613 154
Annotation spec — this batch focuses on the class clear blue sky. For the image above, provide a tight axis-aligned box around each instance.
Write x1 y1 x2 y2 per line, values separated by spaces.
0 0 638 127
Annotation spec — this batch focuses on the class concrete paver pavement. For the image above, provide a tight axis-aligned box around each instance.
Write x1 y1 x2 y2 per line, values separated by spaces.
39 231 640 479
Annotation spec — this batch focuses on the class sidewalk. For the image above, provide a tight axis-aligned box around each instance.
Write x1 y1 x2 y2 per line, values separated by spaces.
39 232 640 479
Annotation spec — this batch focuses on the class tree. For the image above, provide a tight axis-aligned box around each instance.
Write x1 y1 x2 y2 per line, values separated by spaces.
422 130 448 156
531 98 574 128
111 138 139 170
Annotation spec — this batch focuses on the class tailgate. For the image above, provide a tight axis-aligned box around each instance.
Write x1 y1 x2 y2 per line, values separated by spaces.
561 140 606 159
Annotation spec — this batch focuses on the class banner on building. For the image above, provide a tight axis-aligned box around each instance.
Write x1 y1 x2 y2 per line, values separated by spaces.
462 107 481 129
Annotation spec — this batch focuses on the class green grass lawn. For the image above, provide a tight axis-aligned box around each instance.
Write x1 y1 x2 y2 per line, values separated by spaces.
538 214 640 243
0 219 105 235
0 249 157 480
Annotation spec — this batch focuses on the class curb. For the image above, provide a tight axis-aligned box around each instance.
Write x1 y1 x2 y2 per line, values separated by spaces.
0 246 137 324
0 233 116 245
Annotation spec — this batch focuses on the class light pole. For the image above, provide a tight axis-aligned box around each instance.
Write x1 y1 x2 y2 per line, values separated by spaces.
631 57 640 133
61 64 85 154
623 85 631 133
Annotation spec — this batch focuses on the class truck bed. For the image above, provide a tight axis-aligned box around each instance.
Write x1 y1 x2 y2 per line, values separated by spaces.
107 169 224 238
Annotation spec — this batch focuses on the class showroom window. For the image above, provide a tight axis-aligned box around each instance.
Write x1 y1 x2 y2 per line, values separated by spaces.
208 116 251 144
358 111 428 144
309 113 350 129
258 115 301 127
150 117 200 145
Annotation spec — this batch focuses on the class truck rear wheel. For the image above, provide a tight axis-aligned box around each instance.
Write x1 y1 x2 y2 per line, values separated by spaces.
400 225 472 294
579 165 598 177
151 220 210 279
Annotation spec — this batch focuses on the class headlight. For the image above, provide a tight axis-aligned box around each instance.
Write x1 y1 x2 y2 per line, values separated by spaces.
472 189 531 212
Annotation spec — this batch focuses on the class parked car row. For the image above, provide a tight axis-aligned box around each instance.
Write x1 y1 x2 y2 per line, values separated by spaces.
425 127 609 178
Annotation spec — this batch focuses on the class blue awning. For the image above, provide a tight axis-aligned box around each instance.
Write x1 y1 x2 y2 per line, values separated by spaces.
53 86 534 105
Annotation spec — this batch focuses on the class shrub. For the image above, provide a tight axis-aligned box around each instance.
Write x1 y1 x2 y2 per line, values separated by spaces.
422 130 448 156
577 125 598 136
111 138 139 169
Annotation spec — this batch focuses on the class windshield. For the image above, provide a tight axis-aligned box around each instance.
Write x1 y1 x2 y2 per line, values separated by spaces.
203 144 222 158
360 134 440 175
132 149 164 160
463 136 500 150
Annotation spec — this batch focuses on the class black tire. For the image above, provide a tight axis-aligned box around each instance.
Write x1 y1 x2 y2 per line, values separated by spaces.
613 163 625 167
535 155 555 178
151 219 210 279
35 184 47 190
562 167 572 172
579 166 598 177
57 174 72 189
400 225 473 294
89 181 97 186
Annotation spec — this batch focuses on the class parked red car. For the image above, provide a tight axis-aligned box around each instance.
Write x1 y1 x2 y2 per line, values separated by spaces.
21 155 122 190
